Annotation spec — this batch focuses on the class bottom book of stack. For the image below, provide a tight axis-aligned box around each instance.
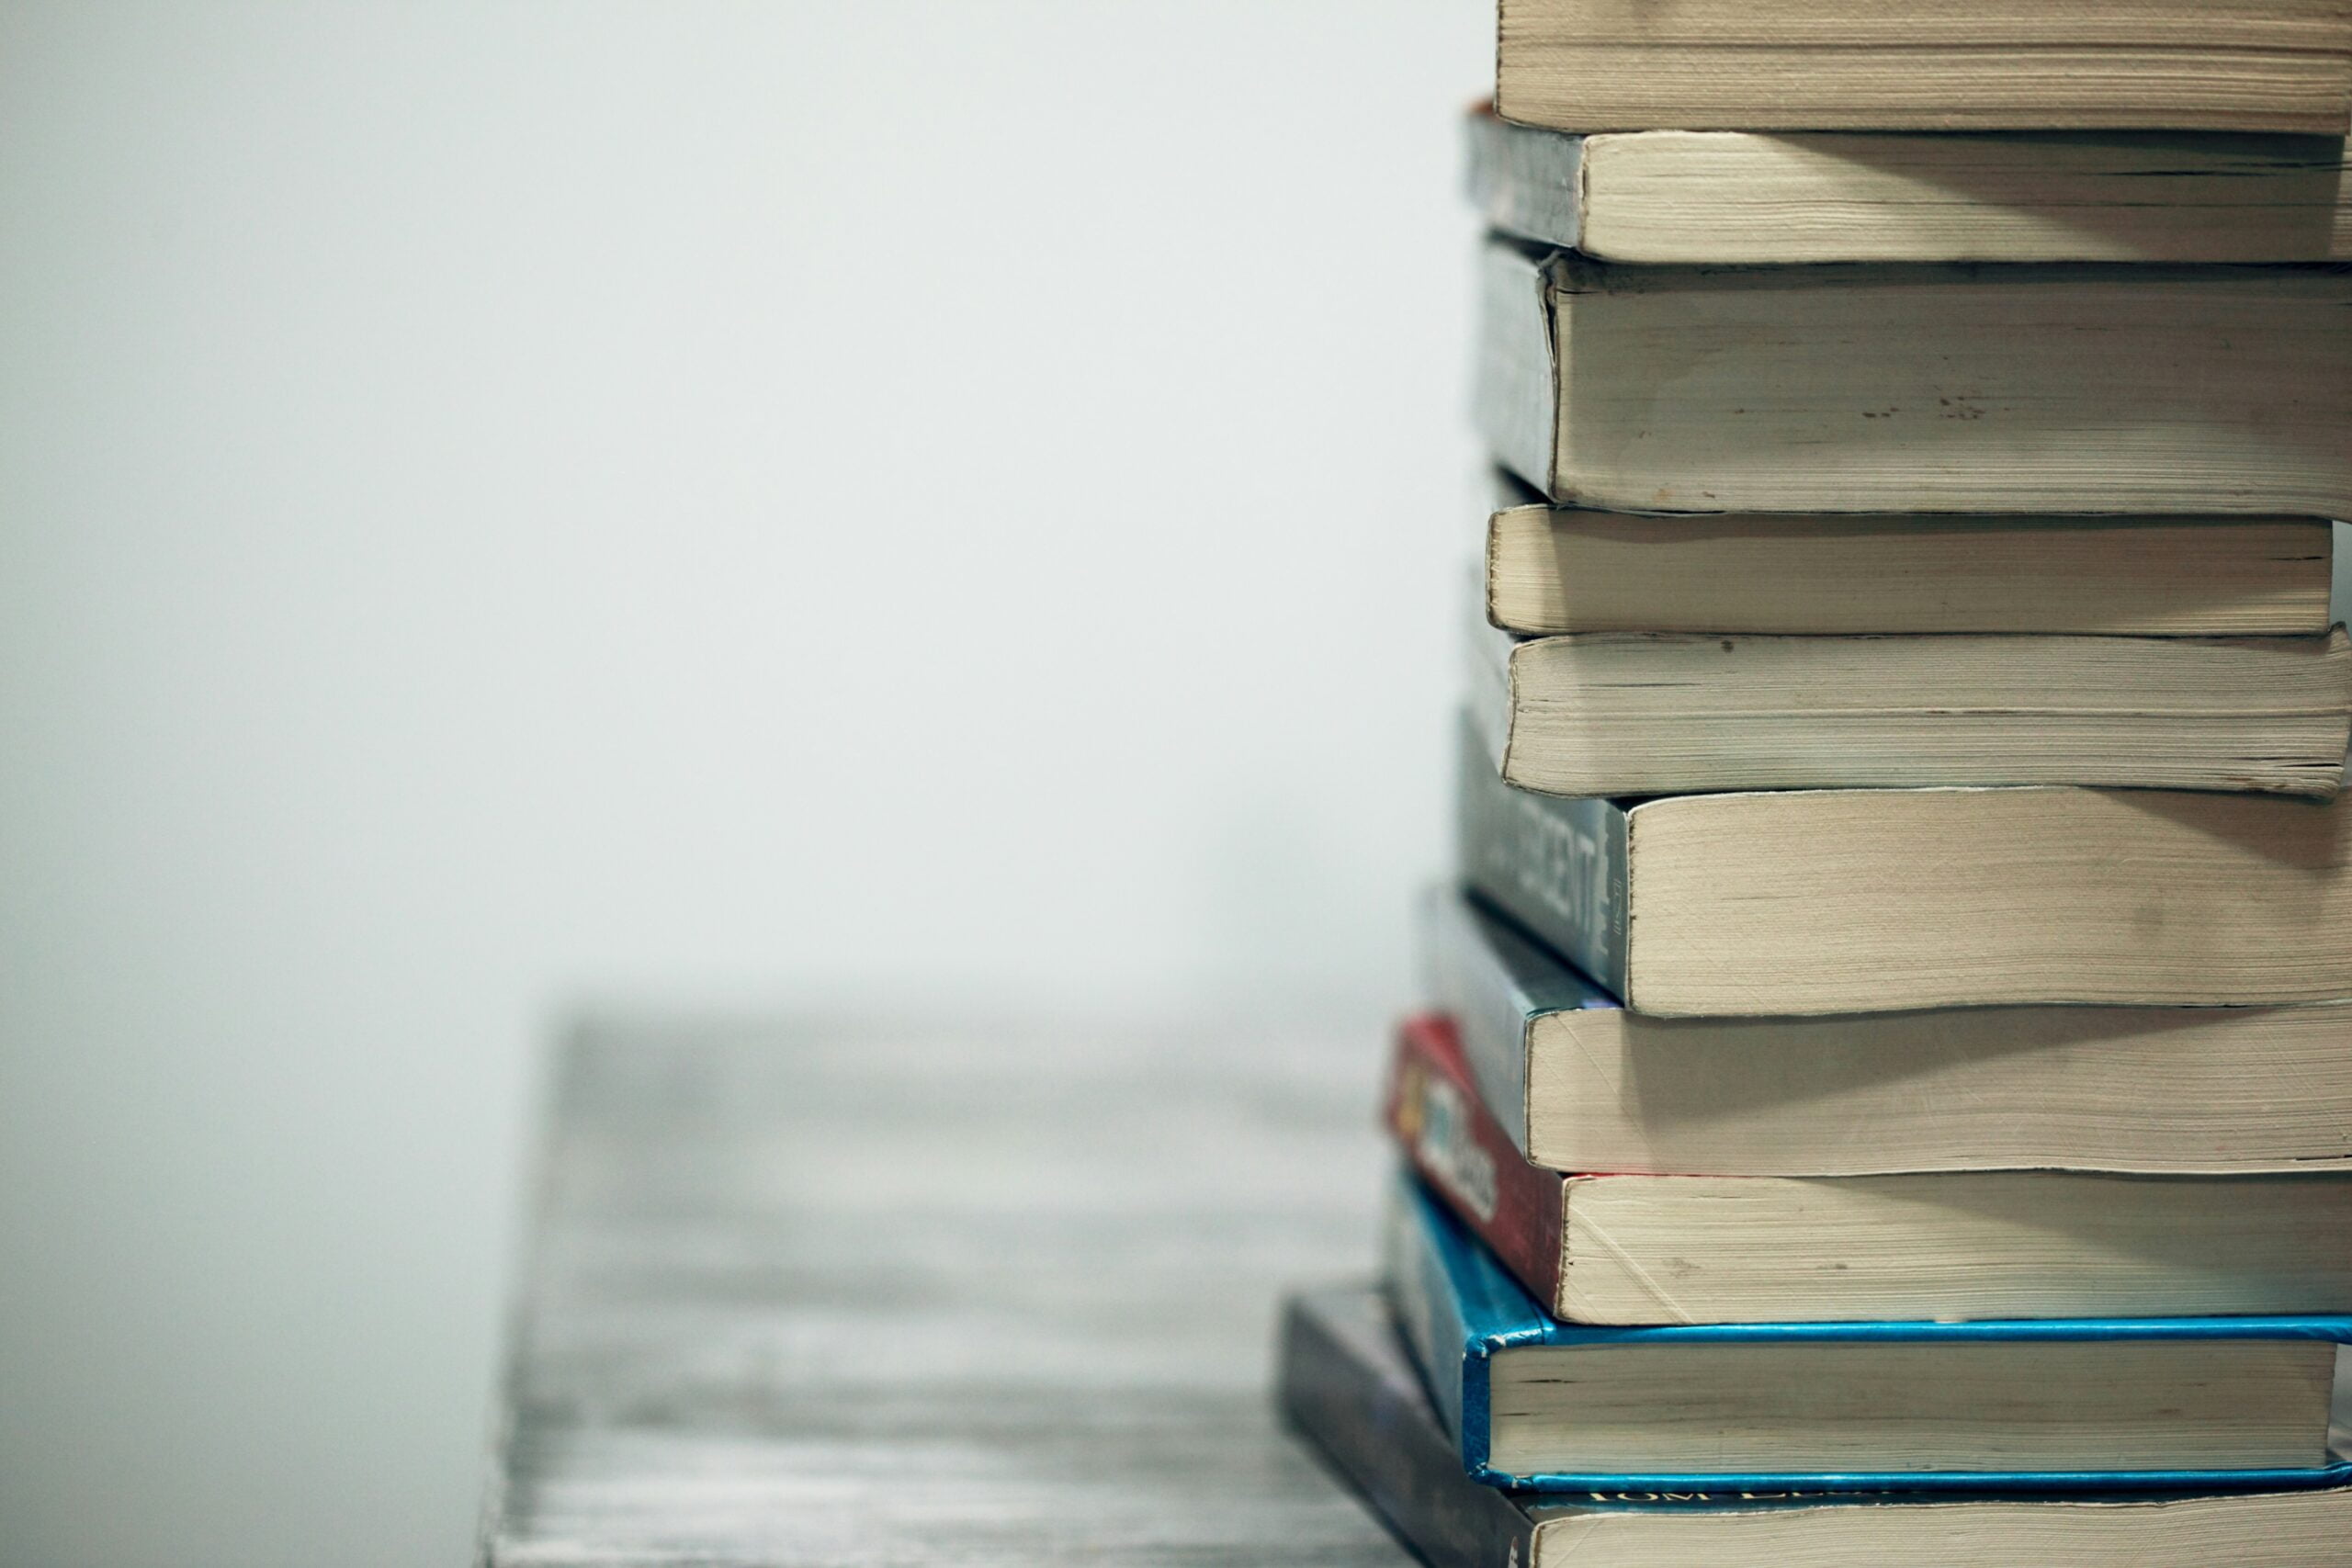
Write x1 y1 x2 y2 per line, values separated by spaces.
1277 1283 2352 1568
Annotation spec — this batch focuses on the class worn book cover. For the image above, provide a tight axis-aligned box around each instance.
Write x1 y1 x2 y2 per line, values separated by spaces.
1385 1175 2352 1494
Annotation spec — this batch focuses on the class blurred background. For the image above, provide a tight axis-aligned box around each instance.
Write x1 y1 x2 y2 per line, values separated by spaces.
0 3 1487 1564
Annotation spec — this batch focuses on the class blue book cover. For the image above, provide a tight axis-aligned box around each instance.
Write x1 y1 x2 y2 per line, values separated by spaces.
1385 1173 2352 1495
1279 1284 2352 1568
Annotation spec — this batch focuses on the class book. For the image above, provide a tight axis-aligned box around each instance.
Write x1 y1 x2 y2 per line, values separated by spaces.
1387 1010 2352 1325
1454 714 2352 1015
1277 1284 2352 1568
1466 605 2352 798
1475 238 2352 516
1423 887 2352 1177
1383 1173 2352 1492
1494 0 2352 135
1466 108 2352 265
1484 477 2336 637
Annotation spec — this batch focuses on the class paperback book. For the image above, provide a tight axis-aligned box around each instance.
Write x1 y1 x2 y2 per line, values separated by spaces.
1481 471 2337 638
1454 713 2352 1015
1384 1173 2352 1493
1420 887 2352 1176
1465 107 2352 265
1474 238 2352 516
1387 1009 2352 1325
1279 1285 2352 1568
1466 599 2352 797
1493 0 2352 134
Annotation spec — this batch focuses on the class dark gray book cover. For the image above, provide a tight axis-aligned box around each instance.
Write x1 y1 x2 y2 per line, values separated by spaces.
1275 1287 1538 1568
1453 711 1628 999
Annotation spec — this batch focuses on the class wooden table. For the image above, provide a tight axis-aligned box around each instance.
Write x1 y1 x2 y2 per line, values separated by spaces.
477 1014 1413 1566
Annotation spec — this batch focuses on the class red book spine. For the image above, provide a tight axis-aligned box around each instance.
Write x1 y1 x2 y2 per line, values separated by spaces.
1385 1012 1566 1314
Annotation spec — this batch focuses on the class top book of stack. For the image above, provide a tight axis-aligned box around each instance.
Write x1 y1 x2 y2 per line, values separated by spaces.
1498 0 2352 133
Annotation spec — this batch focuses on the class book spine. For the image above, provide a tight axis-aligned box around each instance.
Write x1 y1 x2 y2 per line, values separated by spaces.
1454 712 1631 998
1380 1176 1486 1472
1464 108 1583 254
1473 238 1565 498
1387 1015 1567 1315
1275 1294 1538 1568
1419 891 1533 1154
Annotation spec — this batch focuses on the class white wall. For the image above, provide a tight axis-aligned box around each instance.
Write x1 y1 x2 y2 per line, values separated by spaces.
0 5 1487 1564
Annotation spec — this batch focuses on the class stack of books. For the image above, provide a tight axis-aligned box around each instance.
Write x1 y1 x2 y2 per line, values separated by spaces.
1278 3 2352 1563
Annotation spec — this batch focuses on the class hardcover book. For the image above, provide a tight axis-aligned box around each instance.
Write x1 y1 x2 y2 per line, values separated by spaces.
1421 887 2352 1177
1387 1010 2352 1325
1278 1285 2352 1568
1466 107 2352 265
1475 238 2352 516
1453 713 2352 1015
1383 1174 2352 1494
1494 0 2352 135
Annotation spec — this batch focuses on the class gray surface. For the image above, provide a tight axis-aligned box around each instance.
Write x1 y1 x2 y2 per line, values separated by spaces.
479 1016 1412 1566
